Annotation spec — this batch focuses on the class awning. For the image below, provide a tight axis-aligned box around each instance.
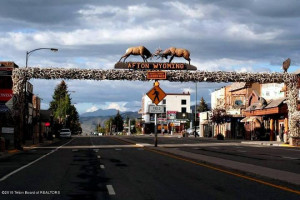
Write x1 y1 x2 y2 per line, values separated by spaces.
240 117 261 123
200 120 209 125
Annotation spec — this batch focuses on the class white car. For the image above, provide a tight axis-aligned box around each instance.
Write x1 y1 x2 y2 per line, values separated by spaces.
60 129 72 138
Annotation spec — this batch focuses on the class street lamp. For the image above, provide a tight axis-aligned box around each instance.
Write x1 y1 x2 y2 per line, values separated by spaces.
26 48 58 68
23 47 58 146
194 82 198 137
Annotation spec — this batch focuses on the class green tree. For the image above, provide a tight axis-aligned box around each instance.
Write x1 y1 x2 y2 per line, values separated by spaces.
49 80 81 134
113 111 123 132
131 119 137 134
198 97 209 112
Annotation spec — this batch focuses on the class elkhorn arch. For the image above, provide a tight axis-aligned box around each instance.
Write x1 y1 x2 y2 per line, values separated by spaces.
12 67 300 145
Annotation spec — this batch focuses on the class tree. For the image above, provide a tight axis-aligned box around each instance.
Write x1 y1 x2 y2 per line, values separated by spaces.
131 119 137 134
113 111 124 132
198 97 209 112
49 80 81 134
210 108 228 124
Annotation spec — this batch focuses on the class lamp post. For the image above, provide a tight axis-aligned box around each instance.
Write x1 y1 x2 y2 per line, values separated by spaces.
194 82 197 137
26 48 58 68
24 48 58 145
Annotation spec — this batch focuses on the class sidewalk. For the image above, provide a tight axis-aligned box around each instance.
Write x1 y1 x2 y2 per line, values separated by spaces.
0 138 60 160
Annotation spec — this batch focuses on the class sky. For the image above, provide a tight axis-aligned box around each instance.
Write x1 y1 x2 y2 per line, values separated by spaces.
1 0 300 114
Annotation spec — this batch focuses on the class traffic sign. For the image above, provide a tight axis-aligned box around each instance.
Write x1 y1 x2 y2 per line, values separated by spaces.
149 105 165 113
146 85 166 105
147 71 166 80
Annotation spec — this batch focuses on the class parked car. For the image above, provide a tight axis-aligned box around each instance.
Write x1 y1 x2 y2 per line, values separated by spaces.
187 127 200 136
60 129 72 138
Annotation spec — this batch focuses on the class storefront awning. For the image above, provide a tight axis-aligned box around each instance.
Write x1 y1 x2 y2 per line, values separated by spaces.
240 117 261 123
200 120 209 125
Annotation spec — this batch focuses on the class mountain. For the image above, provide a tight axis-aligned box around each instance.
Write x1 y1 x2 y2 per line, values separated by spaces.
79 109 140 134
80 108 118 117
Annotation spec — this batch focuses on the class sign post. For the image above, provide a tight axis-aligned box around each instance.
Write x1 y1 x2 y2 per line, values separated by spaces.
154 113 157 147
149 105 165 147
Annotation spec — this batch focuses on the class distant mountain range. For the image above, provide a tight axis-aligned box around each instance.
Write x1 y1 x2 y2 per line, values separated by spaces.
79 108 140 134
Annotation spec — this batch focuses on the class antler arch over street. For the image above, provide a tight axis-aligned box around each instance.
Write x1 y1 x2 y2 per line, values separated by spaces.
12 67 300 143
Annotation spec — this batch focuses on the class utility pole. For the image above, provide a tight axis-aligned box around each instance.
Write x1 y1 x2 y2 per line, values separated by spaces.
194 82 197 137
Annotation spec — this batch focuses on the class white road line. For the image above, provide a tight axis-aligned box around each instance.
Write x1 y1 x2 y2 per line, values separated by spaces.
97 155 101 159
0 139 74 182
106 185 116 195
100 165 105 169
282 156 299 160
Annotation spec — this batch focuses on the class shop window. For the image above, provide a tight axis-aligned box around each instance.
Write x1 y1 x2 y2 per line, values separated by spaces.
0 76 12 89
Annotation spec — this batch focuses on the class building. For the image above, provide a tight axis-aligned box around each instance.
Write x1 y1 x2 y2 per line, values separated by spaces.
0 62 19 149
199 111 212 137
140 92 191 134
211 81 299 141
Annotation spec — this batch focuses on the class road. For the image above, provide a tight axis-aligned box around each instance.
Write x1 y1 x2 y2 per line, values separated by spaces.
0 136 299 200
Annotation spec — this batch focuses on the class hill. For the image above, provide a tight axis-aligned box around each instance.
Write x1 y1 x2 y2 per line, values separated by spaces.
79 109 139 134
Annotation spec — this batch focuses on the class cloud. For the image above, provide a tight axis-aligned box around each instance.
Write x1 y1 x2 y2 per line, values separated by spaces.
86 106 99 112
107 102 127 112
1 0 300 114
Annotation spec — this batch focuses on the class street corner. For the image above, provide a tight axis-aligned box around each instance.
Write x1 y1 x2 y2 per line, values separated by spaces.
0 149 21 160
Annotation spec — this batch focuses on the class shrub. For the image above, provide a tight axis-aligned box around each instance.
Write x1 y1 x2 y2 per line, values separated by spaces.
217 133 224 140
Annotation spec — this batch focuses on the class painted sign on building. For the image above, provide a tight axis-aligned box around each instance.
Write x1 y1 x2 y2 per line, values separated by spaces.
167 111 177 120
0 89 13 101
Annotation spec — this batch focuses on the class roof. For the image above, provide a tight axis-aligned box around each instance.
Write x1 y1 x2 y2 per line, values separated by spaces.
245 97 286 111
264 98 286 109
166 93 190 96
230 82 247 92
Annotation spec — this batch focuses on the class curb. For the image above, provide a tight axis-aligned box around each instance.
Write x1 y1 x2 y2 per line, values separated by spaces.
0 139 61 161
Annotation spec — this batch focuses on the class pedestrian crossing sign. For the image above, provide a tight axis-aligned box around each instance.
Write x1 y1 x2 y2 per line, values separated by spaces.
146 85 167 105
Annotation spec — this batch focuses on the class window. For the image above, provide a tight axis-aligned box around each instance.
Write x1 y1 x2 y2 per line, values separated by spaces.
0 76 12 89
181 107 186 113
163 99 166 104
181 99 186 105
234 100 243 106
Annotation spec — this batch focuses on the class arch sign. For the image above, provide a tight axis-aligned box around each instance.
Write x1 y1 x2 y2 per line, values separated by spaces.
9 47 300 146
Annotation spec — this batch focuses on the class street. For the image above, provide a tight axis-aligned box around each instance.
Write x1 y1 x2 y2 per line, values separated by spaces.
0 136 299 200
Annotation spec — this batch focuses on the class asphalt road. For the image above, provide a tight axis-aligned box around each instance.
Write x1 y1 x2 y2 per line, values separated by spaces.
0 136 299 200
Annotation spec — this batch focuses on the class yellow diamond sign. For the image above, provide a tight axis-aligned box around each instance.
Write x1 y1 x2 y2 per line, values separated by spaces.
146 86 167 105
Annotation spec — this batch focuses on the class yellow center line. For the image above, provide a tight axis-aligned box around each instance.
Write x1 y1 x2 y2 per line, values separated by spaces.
110 136 300 195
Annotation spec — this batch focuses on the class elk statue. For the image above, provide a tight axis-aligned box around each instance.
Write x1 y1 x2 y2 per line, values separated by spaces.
282 58 291 73
154 47 191 65
118 46 152 62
